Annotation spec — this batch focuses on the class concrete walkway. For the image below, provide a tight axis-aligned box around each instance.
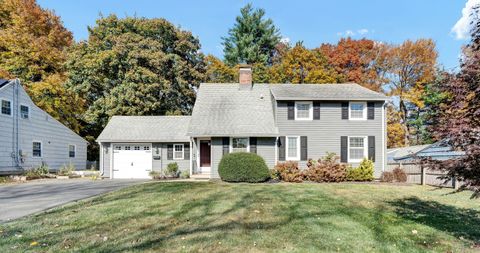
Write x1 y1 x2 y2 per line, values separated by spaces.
0 179 146 222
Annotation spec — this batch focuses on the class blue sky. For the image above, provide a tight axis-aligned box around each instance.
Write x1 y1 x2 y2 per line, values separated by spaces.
38 0 470 70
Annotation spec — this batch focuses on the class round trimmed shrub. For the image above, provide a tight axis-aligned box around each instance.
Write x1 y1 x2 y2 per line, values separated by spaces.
218 152 270 183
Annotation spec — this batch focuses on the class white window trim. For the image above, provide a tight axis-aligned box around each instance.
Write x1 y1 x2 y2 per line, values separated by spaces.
1 98 12 117
347 136 368 163
69 144 76 158
173 144 184 160
349 102 367 120
229 137 250 153
286 136 300 161
32 140 42 158
20 104 30 119
294 101 313 120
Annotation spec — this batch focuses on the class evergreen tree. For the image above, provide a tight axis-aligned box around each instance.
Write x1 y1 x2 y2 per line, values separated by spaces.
222 4 281 66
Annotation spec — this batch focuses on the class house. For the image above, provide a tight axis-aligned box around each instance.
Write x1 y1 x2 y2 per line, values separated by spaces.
387 139 465 163
0 79 87 175
97 66 388 179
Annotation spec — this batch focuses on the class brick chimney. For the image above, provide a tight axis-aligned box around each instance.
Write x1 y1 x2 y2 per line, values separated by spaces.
239 65 252 90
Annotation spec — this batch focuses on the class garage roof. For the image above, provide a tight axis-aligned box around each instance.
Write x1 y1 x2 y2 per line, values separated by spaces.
97 116 191 143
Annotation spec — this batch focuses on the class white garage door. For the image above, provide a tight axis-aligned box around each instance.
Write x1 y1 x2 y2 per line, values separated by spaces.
113 144 152 179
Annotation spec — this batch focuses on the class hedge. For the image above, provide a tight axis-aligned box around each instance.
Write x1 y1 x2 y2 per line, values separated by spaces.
218 152 270 183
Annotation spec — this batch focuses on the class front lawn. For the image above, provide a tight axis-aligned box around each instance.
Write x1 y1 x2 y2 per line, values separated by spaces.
1 182 479 252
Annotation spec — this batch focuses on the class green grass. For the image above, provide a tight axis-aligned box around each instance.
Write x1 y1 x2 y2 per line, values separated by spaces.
1 182 480 252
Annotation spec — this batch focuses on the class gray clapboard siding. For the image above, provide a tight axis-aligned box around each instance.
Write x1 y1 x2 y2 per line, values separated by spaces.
0 82 87 173
276 101 385 178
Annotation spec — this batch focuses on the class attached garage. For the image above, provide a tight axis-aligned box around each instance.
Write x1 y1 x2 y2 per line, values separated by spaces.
112 144 152 179
97 116 193 179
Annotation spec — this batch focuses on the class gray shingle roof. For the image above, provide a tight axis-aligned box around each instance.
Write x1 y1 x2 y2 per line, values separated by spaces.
97 116 191 142
270 83 388 101
187 83 279 137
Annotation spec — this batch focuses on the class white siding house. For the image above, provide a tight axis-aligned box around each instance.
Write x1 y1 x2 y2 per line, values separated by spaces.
0 79 87 174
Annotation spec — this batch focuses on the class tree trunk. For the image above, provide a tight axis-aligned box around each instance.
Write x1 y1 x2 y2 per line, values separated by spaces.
399 99 410 146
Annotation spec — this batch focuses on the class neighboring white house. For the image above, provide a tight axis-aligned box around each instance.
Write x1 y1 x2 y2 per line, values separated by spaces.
0 79 88 175
98 66 388 179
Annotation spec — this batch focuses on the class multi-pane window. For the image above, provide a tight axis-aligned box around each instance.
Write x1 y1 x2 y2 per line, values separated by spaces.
69 145 76 158
174 144 184 159
33 141 42 157
295 102 312 120
231 137 249 153
349 102 366 120
20 105 29 119
286 136 299 160
1 99 11 115
124 146 131 150
134 146 140 150
115 146 121 150
143 146 150 151
348 137 366 162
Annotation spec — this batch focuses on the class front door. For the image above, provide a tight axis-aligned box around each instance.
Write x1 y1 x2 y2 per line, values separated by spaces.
199 140 211 169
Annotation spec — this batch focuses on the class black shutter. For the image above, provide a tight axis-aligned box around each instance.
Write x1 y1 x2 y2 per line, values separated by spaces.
278 136 286 161
340 136 348 163
313 102 320 120
184 143 190 160
250 137 257 154
222 137 229 155
300 136 308 161
368 136 375 161
367 102 375 120
167 144 173 160
341 102 349 120
287 102 295 120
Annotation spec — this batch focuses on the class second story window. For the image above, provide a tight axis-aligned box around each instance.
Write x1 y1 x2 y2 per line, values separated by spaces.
20 105 29 119
295 102 312 120
349 102 366 120
1 99 11 116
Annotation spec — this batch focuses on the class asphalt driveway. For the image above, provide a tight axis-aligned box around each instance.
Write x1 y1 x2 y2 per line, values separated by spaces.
0 179 147 222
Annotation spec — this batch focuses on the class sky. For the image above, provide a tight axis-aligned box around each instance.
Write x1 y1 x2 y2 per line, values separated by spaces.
37 0 476 71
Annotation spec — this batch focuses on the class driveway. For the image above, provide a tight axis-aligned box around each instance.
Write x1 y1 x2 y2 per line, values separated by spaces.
0 179 147 222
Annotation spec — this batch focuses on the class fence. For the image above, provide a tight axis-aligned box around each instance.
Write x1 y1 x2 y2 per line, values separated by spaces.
386 162 459 189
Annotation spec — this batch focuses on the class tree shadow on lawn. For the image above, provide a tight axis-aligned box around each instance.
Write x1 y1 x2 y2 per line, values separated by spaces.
388 197 480 244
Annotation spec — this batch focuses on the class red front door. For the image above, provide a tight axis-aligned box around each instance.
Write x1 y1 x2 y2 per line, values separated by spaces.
200 140 211 167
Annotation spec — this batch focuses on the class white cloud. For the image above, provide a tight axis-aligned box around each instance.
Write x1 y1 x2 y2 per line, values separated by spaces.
357 28 369 35
337 28 371 37
345 30 355 36
452 0 480 40
280 37 290 44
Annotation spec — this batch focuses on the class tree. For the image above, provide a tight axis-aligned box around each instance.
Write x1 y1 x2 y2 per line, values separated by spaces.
269 42 339 84
66 15 206 157
380 39 438 146
0 0 83 131
318 38 387 91
386 104 406 148
205 55 237 83
426 7 480 197
222 4 281 66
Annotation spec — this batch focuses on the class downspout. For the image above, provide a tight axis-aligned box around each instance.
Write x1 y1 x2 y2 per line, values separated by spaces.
12 79 20 169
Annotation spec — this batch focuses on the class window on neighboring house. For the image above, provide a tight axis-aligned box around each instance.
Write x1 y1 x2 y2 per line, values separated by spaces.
286 136 300 160
348 136 367 162
174 144 184 159
20 105 29 119
231 137 249 153
295 102 312 120
69 145 76 158
33 141 42 157
1 99 11 116
349 102 366 120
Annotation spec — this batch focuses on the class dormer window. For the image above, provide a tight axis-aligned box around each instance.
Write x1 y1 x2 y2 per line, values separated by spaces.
295 101 312 120
349 102 367 120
